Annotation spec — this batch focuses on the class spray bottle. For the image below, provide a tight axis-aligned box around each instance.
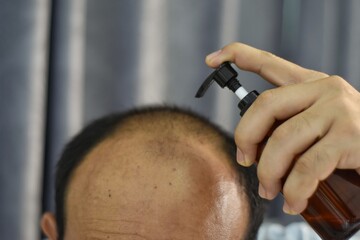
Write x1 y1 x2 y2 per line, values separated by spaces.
195 62 360 240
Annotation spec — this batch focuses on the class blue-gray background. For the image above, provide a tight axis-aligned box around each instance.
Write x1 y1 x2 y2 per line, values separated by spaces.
1 0 359 239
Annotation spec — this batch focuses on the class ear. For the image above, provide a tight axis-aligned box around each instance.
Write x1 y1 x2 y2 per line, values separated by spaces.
41 212 58 240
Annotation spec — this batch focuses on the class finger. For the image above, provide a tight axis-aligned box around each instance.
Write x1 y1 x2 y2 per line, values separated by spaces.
282 136 340 214
257 108 332 200
235 79 325 168
206 42 328 86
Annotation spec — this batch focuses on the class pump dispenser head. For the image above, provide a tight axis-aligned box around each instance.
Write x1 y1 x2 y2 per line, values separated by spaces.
195 62 259 116
195 62 240 97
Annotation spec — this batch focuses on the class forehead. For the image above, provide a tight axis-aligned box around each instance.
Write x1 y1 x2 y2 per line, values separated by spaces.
65 132 249 239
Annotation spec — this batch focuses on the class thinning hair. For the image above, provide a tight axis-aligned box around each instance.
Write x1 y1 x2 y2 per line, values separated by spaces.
55 105 265 239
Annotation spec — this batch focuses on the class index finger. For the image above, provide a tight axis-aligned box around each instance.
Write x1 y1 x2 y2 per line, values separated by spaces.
205 42 328 86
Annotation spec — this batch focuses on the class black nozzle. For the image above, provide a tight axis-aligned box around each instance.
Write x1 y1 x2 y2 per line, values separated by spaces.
195 62 241 98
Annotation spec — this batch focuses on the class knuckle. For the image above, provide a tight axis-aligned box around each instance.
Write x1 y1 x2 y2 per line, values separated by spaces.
270 125 291 143
296 147 333 180
326 84 356 116
268 112 318 147
296 114 312 132
325 75 347 93
294 156 314 176
319 75 355 111
329 75 345 83
296 112 322 137
254 89 275 109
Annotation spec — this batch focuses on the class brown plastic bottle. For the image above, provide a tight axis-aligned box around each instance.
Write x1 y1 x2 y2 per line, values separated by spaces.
301 169 360 239
239 92 360 240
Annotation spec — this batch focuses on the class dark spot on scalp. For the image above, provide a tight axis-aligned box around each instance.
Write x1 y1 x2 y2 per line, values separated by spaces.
169 182 172 186
172 168 177 172
154 185 158 189
109 194 112 198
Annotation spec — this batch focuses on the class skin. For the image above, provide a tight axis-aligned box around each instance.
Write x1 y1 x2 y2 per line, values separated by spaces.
42 124 249 239
206 42 360 215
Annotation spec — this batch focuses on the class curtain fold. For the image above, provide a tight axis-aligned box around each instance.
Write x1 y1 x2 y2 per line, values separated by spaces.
0 0 50 239
42 0 87 213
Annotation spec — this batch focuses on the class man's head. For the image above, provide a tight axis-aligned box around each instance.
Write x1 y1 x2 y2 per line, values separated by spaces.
41 106 265 240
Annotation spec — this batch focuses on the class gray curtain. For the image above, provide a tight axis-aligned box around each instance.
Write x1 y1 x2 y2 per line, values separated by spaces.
1 0 359 239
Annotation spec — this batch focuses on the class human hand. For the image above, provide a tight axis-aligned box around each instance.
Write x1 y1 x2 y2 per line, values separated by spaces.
205 42 360 214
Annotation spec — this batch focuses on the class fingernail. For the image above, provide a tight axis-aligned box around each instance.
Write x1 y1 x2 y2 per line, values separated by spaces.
237 148 245 165
206 49 222 61
258 183 267 199
283 201 297 215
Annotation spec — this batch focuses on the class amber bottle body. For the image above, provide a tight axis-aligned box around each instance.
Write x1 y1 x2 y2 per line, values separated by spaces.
256 140 360 239
301 169 360 239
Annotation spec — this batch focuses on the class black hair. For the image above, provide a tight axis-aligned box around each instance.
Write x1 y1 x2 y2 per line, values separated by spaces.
55 105 265 240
